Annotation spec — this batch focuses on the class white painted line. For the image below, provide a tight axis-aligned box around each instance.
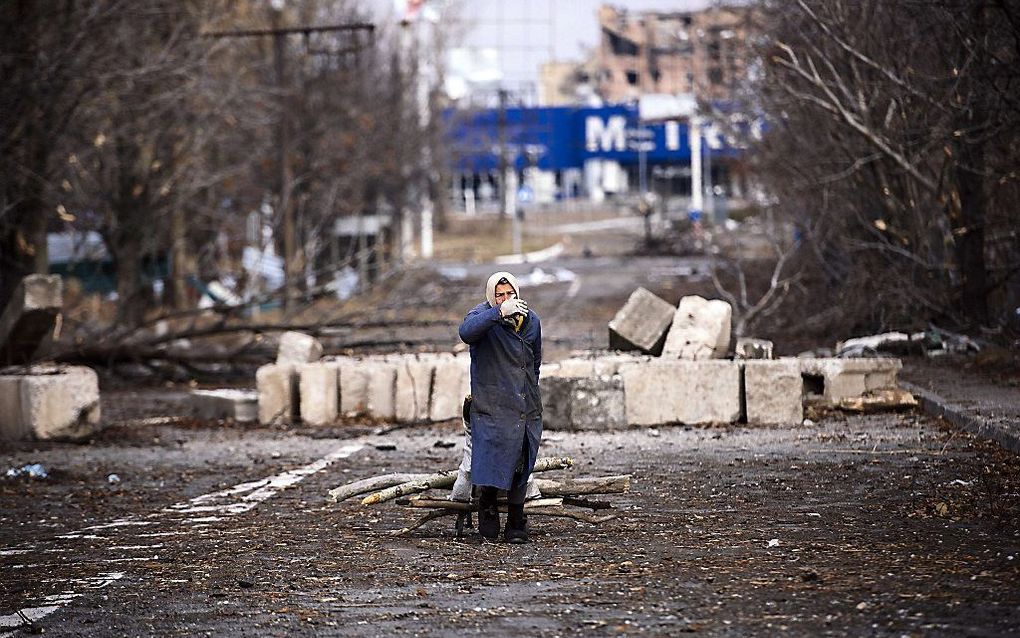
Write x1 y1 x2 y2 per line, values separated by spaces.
1 442 366 633
0 572 123 637
82 520 156 531
566 276 582 299
106 544 164 551
166 443 364 516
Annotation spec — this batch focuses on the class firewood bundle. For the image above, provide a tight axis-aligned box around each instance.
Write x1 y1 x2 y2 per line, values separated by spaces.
327 457 631 536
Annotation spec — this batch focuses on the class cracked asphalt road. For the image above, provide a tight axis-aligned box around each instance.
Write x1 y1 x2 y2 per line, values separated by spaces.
3 392 1020 637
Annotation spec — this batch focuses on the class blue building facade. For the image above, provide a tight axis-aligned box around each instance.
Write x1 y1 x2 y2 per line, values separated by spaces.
444 103 745 207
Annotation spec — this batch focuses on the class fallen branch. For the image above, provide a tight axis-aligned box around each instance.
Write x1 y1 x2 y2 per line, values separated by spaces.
357 457 574 506
533 475 631 496
360 471 459 506
402 497 564 510
328 473 431 503
391 502 618 535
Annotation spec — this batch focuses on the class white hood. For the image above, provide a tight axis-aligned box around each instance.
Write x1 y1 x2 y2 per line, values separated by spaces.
485 271 521 307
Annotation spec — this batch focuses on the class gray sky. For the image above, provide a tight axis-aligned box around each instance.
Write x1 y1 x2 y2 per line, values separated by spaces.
374 1 715 91
452 0 713 89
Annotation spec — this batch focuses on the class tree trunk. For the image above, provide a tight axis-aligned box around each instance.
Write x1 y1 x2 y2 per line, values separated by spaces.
953 139 988 324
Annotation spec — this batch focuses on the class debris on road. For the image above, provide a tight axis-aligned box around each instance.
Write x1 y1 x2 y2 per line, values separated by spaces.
5 463 48 480
328 456 630 536
836 388 918 412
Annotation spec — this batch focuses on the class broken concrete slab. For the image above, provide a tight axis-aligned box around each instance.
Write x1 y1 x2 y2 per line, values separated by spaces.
0 274 62 365
661 295 732 360
620 360 741 425
299 362 339 426
608 287 675 355
429 355 470 422
541 376 626 431
276 331 323 365
544 354 650 379
744 359 803 424
0 366 101 441
395 356 435 423
190 389 257 423
256 363 298 425
735 338 774 360
799 357 902 402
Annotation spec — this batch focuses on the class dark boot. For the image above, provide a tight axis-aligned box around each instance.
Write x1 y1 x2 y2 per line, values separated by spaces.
505 503 528 544
477 487 500 540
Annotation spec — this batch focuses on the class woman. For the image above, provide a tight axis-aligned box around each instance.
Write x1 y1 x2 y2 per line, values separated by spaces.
458 271 543 543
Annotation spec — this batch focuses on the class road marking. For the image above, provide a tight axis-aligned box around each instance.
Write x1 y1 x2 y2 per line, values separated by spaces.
165 443 364 517
566 276 582 299
0 573 124 637
0 441 366 634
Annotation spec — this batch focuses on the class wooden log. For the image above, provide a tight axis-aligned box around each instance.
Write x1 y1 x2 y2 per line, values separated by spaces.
391 502 617 535
533 475 631 496
327 473 430 503
403 497 564 510
358 456 574 506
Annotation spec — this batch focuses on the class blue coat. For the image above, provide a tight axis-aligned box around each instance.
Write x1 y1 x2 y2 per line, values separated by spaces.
458 302 543 490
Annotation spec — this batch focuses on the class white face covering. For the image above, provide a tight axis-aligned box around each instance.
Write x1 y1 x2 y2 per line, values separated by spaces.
485 271 521 307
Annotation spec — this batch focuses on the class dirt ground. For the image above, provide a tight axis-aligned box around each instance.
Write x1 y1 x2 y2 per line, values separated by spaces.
2 389 1020 637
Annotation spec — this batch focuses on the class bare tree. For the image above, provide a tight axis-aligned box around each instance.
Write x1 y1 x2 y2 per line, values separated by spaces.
752 0 1020 333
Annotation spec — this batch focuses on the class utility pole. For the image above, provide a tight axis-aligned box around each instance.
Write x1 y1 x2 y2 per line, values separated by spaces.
204 19 375 311
498 88 509 219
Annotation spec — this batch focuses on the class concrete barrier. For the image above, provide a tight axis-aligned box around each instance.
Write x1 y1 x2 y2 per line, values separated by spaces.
620 360 741 425
276 331 323 365
662 295 732 360
429 354 470 422
744 359 803 424
338 358 370 416
0 366 101 441
395 356 435 423
365 360 397 420
541 376 626 431
799 357 902 402
608 287 675 355
257 363 298 425
190 389 257 423
298 362 339 426
0 274 62 365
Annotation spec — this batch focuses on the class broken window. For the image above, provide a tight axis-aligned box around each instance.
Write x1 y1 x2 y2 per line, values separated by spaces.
605 28 639 56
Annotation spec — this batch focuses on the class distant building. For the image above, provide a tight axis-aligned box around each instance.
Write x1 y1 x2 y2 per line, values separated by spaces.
594 3 756 103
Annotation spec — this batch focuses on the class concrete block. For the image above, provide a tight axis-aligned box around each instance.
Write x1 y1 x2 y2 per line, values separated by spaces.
395 356 436 423
608 287 675 355
365 361 397 420
189 389 257 423
543 358 596 379
6 366 102 441
541 376 626 431
257 363 298 425
620 360 741 425
338 358 371 416
299 363 339 426
735 338 774 360
276 331 323 365
662 295 732 360
744 359 803 424
0 375 27 440
0 274 62 365
430 355 470 422
799 358 902 402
